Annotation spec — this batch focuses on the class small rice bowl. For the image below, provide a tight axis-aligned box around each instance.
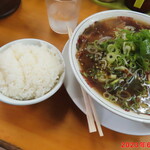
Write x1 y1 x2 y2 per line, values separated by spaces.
0 42 64 100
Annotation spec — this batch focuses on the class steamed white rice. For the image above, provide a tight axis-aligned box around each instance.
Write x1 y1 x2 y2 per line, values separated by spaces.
0 43 64 100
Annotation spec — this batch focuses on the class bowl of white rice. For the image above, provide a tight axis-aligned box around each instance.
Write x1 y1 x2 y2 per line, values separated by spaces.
0 38 65 105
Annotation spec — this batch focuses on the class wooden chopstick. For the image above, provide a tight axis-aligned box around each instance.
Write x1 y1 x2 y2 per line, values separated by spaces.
67 25 104 136
88 95 104 136
81 87 97 133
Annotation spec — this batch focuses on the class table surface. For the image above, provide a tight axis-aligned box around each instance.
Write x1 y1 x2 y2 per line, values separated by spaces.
0 0 150 150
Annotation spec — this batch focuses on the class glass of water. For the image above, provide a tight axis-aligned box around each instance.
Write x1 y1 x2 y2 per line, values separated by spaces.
46 0 80 34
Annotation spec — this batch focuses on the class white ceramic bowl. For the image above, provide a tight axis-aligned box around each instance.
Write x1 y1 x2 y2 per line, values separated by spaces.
0 38 65 105
69 10 150 123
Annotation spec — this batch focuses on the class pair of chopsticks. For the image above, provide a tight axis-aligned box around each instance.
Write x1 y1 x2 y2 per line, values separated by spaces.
67 26 104 136
81 88 104 136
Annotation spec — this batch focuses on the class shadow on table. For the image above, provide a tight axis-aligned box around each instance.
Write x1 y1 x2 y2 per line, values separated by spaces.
47 85 87 126
0 85 87 130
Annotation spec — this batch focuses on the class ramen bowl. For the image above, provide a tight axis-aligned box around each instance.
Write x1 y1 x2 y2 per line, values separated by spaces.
69 10 150 123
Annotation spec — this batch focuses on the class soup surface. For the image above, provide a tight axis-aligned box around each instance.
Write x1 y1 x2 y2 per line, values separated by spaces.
76 16 150 114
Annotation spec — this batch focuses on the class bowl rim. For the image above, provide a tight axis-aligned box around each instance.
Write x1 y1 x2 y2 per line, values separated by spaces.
0 38 65 105
69 10 150 123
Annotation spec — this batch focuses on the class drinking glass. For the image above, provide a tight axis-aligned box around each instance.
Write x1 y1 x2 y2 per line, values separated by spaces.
46 0 80 34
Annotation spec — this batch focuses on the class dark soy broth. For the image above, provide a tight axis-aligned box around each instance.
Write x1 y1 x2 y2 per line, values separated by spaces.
76 17 150 114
